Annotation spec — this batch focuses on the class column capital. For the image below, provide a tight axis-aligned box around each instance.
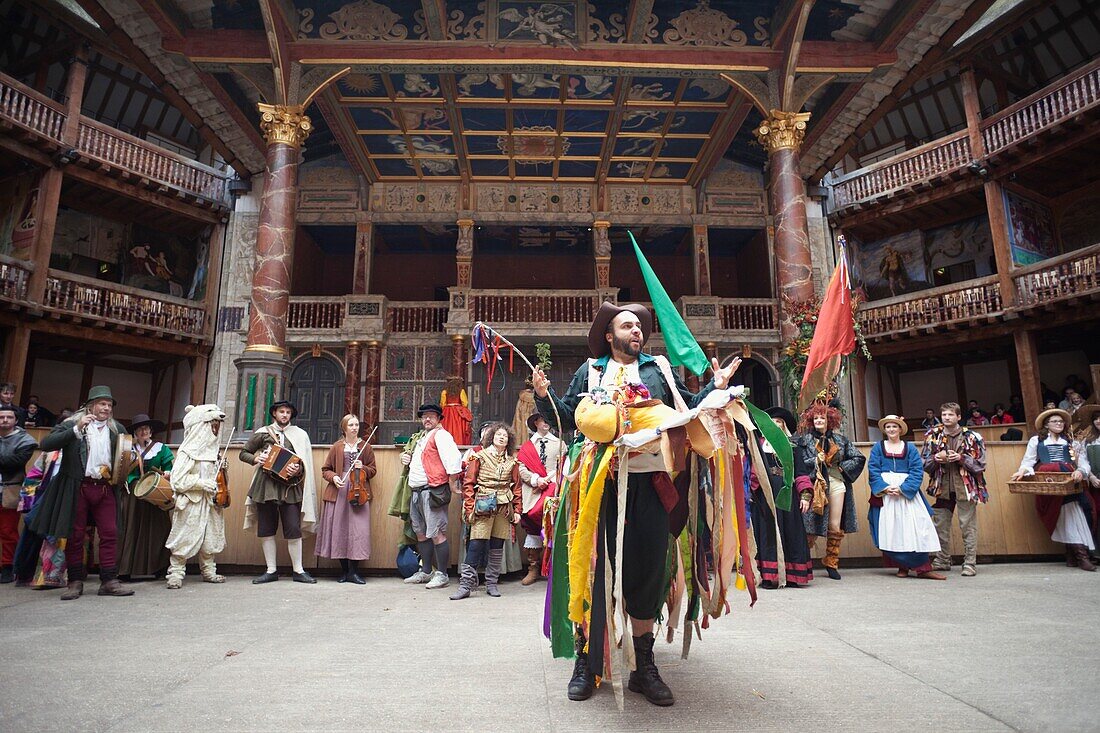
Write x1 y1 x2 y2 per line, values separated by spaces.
754 109 811 154
258 103 313 148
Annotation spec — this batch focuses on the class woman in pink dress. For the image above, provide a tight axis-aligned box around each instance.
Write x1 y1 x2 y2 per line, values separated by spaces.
316 414 376 583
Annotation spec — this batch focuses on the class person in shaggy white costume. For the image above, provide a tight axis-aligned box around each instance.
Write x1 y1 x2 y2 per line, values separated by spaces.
165 404 228 588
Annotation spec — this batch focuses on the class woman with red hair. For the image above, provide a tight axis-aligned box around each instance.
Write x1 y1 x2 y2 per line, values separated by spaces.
794 402 865 579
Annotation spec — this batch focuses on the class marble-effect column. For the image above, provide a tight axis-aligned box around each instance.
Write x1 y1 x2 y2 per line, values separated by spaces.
363 340 382 437
692 222 711 296
456 218 474 288
451 335 468 385
245 103 312 354
353 220 372 295
756 110 814 341
344 341 362 417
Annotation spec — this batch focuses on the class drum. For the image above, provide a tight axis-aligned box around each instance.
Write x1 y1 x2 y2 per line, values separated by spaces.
111 433 135 486
132 471 174 511
261 443 303 482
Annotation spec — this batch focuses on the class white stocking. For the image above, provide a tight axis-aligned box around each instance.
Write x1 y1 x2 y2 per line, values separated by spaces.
261 536 278 574
288 537 305 574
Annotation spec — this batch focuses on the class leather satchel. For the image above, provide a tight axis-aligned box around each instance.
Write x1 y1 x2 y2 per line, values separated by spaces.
426 484 451 509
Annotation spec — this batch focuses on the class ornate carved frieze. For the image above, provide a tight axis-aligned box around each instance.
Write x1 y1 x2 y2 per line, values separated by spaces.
473 183 593 214
607 186 691 215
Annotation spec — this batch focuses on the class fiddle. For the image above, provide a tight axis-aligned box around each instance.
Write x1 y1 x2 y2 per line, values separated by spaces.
214 425 234 509
344 426 377 507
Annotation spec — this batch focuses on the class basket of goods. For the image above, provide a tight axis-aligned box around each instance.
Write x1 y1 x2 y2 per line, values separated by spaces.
1007 472 1082 496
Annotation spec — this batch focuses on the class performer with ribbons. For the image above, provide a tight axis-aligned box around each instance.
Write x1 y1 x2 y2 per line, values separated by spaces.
165 404 228 588
517 412 561 585
118 413 173 580
240 400 319 584
29 385 134 599
532 301 742 707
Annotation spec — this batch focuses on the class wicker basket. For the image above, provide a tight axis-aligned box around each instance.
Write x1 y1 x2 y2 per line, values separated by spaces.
1007 472 1082 496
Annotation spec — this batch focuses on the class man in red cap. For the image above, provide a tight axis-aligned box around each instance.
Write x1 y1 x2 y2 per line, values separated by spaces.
532 302 740 707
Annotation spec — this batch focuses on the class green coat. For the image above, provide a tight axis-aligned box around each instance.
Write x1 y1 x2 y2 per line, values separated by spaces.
28 415 129 539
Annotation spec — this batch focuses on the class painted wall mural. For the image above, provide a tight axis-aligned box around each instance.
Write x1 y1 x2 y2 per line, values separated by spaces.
1004 189 1059 266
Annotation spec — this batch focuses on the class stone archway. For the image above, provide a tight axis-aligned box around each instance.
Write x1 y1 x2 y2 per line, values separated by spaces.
289 355 343 444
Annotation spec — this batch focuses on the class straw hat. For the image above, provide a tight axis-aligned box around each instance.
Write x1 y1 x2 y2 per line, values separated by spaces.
877 414 908 434
1072 403 1100 430
1034 407 1071 433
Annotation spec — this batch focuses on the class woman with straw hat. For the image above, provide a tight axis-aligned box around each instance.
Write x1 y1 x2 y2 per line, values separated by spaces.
867 415 943 580
1010 408 1095 571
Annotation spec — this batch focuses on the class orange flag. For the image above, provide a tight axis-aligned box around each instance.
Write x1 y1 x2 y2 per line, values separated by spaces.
799 245 856 409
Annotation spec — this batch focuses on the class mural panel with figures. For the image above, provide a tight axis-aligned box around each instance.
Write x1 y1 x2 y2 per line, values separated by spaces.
1004 189 1059 266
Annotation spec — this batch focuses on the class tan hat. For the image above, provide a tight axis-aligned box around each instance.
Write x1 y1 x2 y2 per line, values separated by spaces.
877 414 908 434
1072 403 1100 429
588 301 653 358
1035 407 1072 433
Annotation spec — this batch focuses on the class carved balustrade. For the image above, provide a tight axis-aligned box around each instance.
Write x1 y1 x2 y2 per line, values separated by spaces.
858 277 1003 339
1012 244 1100 309
387 302 448 333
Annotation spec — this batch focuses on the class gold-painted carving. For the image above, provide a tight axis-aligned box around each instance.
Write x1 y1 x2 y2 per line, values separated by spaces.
754 110 811 153
664 1 748 47
258 103 313 148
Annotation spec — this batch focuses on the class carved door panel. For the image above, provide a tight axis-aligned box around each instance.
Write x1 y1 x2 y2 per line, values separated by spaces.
290 356 343 445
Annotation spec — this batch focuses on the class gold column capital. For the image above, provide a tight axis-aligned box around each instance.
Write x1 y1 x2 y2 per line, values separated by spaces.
593 220 610 229
258 103 313 148
754 109 811 153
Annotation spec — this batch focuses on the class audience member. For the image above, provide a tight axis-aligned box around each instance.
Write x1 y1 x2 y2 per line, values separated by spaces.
966 408 988 427
1006 395 1025 422
921 409 940 432
990 404 1012 425
0 383 26 426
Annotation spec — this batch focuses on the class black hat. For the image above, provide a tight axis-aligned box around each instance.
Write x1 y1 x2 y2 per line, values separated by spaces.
417 403 443 418
269 400 298 419
765 406 797 434
588 301 653 358
527 412 548 432
129 413 166 433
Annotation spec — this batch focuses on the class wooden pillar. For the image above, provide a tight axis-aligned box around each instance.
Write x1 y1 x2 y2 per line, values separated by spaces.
1014 329 1042 433
593 220 611 290
362 340 382 438
692 221 711 296
344 341 362 417
3 326 32 399
353 220 373 294
200 222 226 339
1090 364 1100 403
456 218 473 288
962 66 1017 306
756 111 814 342
953 361 968 408
190 353 209 405
850 355 869 441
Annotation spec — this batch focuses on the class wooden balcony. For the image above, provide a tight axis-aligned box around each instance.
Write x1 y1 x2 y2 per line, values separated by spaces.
831 59 1100 215
1013 243 1100 310
858 277 1004 341
0 72 228 209
275 291 782 344
0 257 208 343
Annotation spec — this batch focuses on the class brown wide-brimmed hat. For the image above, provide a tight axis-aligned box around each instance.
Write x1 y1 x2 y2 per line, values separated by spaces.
877 414 908 434
1035 407 1072 433
588 301 653 358
1072 403 1100 429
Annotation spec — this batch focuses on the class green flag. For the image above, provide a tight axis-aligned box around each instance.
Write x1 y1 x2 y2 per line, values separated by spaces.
628 230 710 376
743 398 793 511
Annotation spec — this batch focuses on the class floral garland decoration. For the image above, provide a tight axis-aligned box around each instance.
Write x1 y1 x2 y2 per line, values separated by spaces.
776 296 872 407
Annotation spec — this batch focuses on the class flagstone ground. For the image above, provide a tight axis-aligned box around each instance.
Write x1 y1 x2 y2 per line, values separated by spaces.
1 562 1097 732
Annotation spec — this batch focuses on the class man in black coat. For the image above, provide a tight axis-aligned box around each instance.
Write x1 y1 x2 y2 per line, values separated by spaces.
0 405 37 583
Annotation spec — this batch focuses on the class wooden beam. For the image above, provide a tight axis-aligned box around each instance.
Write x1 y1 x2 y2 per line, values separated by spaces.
1013 329 1041 434
779 1 814 112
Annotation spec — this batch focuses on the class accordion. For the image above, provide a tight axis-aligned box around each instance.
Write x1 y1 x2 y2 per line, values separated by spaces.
261 443 303 483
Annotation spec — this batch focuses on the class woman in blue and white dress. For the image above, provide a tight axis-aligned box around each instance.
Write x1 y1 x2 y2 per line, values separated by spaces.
867 415 943 580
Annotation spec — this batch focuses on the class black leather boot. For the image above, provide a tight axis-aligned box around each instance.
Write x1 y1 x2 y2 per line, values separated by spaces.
628 632 674 706
567 636 595 701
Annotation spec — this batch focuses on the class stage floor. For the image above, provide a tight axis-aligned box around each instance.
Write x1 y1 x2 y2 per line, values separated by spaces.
2 561 1097 732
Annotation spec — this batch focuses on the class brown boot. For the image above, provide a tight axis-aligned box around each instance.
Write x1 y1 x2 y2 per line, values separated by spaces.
521 548 540 586
60 580 84 601
824 530 844 580
1066 546 1077 567
98 578 135 596
1071 544 1096 572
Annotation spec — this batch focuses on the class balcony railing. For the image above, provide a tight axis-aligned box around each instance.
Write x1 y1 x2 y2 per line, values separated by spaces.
0 257 30 301
388 302 448 333
1013 244 1100 309
720 299 778 331
858 277 1003 339
287 298 346 330
0 72 227 206
470 291 604 324
831 59 1100 212
42 270 207 338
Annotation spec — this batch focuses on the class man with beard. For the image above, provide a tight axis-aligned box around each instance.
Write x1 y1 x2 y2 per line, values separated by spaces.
532 302 740 707
240 401 318 584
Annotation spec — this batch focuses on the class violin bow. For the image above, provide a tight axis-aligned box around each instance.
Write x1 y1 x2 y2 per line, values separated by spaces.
339 425 378 485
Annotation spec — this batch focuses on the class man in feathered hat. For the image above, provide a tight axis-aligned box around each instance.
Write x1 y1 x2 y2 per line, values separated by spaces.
532 301 740 707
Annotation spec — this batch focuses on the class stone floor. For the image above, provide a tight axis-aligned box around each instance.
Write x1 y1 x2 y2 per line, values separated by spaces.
1 562 1098 732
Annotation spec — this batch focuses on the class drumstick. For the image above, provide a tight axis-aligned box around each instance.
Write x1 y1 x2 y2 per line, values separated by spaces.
338 422 378 484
